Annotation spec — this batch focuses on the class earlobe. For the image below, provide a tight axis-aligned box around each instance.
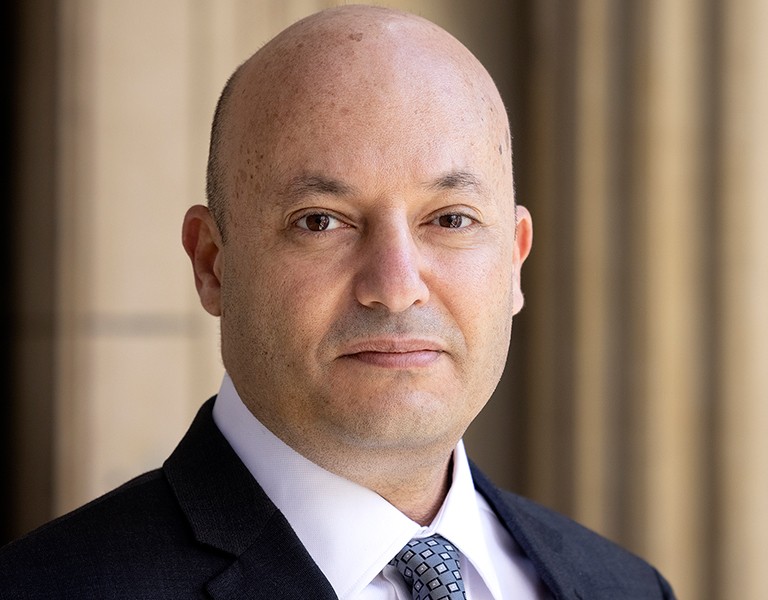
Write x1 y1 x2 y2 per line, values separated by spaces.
182 205 223 316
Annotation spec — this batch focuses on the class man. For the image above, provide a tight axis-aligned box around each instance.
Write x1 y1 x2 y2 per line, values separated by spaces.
0 5 675 599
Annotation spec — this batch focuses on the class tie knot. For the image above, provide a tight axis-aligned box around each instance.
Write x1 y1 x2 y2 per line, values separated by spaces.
390 534 466 599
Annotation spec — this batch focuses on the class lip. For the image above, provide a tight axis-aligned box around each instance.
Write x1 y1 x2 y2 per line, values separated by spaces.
341 338 446 354
338 338 446 368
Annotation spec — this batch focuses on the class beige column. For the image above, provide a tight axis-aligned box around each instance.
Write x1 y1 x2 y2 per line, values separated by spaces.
572 0 615 537
718 1 768 598
55 0 221 512
523 0 573 512
629 1 707 597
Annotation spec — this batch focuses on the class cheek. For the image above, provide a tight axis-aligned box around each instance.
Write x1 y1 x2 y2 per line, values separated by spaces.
431 246 515 326
239 248 352 345
429 245 515 380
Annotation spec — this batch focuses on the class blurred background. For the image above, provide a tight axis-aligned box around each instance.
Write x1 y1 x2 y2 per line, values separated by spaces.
2 1 766 598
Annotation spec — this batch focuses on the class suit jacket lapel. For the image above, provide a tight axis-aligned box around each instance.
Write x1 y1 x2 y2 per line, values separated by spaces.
470 464 573 599
206 510 337 600
471 463 669 600
163 398 337 600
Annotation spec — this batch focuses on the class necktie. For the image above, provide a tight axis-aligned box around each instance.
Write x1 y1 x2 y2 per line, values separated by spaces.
390 534 466 599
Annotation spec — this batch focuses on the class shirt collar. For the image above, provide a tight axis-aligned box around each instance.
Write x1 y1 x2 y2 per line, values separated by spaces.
212 373 503 599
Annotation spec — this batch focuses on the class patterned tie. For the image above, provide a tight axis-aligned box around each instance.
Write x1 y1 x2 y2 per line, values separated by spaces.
390 534 466 599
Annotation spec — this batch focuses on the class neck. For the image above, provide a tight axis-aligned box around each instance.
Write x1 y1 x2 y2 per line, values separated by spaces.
371 454 453 525
275 422 456 524
309 445 454 525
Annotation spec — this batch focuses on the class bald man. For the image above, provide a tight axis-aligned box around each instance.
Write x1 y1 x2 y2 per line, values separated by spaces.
0 6 674 599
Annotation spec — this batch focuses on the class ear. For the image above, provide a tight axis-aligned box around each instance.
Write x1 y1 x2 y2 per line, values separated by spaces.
511 204 533 315
182 205 223 316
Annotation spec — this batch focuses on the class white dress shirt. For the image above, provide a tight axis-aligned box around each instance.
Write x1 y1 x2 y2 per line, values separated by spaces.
213 373 549 599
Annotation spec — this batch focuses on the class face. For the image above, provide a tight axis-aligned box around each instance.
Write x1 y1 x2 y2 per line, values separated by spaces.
185 22 532 464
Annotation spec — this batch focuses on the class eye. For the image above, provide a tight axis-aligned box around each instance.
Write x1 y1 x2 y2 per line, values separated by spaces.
295 213 345 232
434 213 474 229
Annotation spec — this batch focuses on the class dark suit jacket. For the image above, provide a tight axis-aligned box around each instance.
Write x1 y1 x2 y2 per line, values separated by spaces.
0 398 675 599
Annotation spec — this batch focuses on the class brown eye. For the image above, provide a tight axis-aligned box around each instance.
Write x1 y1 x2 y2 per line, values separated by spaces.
437 214 469 228
296 213 344 231
305 214 330 231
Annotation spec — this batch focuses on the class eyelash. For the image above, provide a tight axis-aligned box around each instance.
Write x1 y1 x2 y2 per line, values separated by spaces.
292 212 348 232
431 212 476 230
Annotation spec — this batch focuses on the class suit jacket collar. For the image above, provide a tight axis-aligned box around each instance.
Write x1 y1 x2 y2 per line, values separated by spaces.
471 464 571 599
471 463 671 600
163 397 337 600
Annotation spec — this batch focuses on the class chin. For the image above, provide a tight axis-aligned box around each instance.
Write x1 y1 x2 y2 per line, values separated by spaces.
319 388 469 449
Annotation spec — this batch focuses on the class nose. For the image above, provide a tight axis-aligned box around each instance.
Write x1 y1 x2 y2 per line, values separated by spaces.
354 223 430 313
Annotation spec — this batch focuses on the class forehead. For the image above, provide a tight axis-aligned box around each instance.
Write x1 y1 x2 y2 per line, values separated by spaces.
225 15 511 196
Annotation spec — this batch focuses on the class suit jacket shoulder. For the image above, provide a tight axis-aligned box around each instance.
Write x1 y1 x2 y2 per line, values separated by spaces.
0 468 229 599
0 398 336 600
471 464 676 600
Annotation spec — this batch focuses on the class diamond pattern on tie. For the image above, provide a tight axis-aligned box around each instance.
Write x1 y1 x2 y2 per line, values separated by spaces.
390 534 466 600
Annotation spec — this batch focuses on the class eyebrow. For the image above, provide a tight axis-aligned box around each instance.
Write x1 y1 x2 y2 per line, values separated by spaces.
426 170 485 194
280 175 358 205
278 169 485 205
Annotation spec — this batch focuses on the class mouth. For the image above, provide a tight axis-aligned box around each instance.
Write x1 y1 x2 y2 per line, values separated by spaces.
339 339 446 368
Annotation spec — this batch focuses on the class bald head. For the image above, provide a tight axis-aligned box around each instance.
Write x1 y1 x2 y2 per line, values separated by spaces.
205 4 512 238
